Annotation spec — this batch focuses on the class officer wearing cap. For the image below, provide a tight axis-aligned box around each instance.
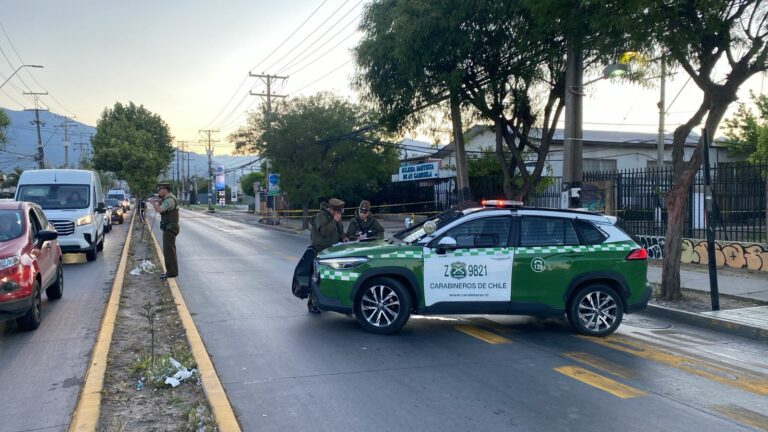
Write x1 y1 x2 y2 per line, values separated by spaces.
304 198 347 313
150 183 180 279
346 200 384 241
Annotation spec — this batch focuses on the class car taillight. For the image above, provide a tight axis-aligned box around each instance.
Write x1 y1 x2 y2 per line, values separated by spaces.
626 248 648 260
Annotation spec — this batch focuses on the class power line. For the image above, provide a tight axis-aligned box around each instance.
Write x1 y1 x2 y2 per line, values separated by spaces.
261 0 353 73
292 58 354 94
281 22 360 77
275 2 363 75
202 0 329 129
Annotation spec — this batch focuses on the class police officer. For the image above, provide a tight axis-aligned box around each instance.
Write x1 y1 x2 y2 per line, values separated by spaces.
346 200 384 240
304 198 347 313
151 183 180 279
310 198 347 250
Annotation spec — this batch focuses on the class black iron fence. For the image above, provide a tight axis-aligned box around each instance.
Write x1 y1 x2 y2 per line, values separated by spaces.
372 161 767 243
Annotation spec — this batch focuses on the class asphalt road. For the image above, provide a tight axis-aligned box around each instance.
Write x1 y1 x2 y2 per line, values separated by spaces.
159 208 768 432
0 215 130 432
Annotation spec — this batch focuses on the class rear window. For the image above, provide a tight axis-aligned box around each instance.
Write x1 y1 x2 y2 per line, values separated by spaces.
575 220 607 245
0 210 23 241
17 184 90 210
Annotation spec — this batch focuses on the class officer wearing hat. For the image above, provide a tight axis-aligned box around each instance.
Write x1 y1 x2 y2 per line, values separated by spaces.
346 200 384 241
150 182 180 279
304 198 347 313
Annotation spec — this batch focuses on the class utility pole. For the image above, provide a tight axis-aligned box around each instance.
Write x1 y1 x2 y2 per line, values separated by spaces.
56 115 77 168
657 61 666 166
562 36 583 209
24 92 49 169
74 142 89 168
199 130 219 213
249 73 287 221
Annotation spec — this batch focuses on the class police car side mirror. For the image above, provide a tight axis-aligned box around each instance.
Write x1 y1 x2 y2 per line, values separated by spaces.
435 236 458 254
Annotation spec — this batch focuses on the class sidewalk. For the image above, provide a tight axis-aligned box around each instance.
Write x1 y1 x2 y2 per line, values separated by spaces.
201 207 768 341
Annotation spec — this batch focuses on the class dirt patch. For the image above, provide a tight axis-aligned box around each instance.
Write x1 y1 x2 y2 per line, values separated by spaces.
649 282 767 313
98 221 215 431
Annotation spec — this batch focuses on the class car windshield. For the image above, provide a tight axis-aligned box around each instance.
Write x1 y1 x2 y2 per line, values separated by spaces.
0 210 23 241
394 210 464 244
106 199 120 207
107 193 124 201
17 184 90 210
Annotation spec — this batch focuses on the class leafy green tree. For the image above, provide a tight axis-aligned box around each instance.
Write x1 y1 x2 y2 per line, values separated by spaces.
634 0 768 300
0 110 9 145
239 171 265 197
231 93 399 228
723 91 768 162
91 102 174 199
1 167 23 188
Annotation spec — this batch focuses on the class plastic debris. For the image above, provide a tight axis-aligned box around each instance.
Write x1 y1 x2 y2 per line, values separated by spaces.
165 376 181 388
135 378 144 391
163 357 197 388
169 357 182 370
130 259 157 275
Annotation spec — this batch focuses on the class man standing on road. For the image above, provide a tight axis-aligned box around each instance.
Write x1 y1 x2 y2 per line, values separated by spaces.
346 200 385 241
151 183 180 280
301 198 347 313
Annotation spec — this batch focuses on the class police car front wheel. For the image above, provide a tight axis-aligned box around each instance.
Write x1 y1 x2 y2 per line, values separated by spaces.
355 277 411 335
568 284 623 337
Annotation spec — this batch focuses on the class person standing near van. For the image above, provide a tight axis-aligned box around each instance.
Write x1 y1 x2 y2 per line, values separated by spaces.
151 183 180 279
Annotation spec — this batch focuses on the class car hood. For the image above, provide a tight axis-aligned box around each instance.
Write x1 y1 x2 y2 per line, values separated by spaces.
319 239 421 259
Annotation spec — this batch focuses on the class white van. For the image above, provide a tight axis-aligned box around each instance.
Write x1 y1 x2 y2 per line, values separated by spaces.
106 189 130 210
15 169 107 261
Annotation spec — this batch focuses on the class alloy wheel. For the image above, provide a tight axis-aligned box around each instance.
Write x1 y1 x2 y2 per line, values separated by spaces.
360 284 401 328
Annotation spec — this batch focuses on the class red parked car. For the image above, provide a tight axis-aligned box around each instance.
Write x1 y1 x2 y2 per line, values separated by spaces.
0 201 63 330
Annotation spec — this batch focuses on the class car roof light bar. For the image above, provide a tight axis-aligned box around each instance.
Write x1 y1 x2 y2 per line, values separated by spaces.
481 199 524 208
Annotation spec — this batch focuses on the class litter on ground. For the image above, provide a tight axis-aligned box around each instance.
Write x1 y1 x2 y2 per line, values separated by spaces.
130 259 157 275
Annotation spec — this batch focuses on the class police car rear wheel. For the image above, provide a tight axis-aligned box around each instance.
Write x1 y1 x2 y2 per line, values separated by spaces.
568 284 623 337
355 277 411 335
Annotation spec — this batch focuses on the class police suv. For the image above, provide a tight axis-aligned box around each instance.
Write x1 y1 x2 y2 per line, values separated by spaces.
308 201 650 336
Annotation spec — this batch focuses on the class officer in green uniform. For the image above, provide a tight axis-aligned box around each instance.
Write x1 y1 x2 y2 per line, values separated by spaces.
346 200 385 241
151 183 180 279
305 198 347 313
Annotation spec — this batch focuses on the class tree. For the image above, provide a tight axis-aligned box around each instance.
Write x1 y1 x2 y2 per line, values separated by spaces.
230 93 399 229
239 171 265 197
723 91 768 161
355 0 474 201
0 110 9 145
1 167 23 188
638 0 768 300
91 102 174 199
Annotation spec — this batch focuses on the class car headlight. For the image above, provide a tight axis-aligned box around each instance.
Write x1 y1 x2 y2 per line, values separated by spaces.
0 256 20 271
77 214 93 226
317 257 369 270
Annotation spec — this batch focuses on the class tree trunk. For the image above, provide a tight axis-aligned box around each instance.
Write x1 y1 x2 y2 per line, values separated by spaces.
659 93 731 300
301 203 309 230
494 119 515 199
449 89 470 202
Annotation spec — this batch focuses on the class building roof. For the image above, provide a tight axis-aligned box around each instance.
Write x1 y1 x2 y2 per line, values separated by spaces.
399 138 445 161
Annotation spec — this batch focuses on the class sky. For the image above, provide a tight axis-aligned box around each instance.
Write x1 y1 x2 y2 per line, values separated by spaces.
0 0 765 155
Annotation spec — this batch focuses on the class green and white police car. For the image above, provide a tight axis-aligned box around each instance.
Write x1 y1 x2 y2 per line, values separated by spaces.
310 201 650 336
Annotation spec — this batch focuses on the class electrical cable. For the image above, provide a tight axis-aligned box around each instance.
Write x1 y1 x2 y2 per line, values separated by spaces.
261 0 353 73
292 58 354 94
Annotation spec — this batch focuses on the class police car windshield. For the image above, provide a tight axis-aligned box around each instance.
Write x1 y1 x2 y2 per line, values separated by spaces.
395 210 463 244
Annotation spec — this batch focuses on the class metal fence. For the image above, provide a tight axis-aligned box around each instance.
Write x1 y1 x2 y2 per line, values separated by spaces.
374 161 767 242
580 162 767 243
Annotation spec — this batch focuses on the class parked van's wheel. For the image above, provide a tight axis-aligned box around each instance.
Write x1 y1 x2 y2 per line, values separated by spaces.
17 281 41 331
568 284 623 336
46 264 64 300
85 247 97 262
354 277 411 335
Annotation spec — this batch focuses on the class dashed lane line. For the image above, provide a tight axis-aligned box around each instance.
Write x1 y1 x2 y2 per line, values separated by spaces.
554 366 647 399
454 324 512 344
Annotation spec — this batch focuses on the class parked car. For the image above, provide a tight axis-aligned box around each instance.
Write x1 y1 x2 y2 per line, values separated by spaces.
15 169 107 262
107 189 130 211
103 205 112 233
0 201 63 330
107 199 124 224
305 200 650 336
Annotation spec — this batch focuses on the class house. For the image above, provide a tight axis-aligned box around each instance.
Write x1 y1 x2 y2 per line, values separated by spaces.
428 124 740 178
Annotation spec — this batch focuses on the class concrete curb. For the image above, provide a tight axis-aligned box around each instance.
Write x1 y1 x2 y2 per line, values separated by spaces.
69 211 136 431
643 304 768 342
149 221 242 431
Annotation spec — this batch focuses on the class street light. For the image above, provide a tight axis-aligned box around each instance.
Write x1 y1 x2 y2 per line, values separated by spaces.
0 64 44 89
563 56 628 209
